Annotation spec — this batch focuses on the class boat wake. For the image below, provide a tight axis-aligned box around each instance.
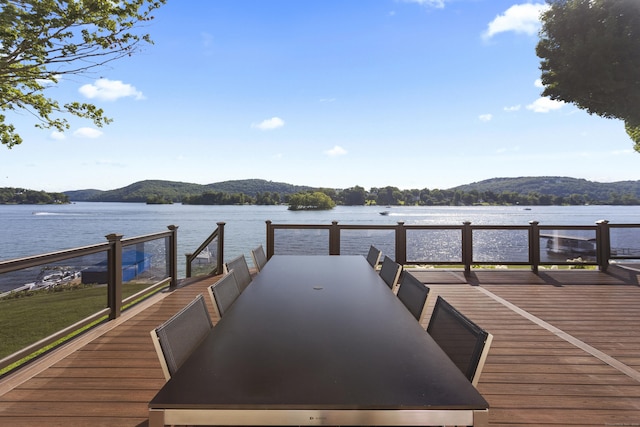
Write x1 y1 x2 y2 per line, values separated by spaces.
32 212 85 216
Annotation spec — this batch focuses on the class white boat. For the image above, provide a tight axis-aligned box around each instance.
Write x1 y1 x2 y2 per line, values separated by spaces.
540 234 596 256
194 247 213 264
31 268 81 290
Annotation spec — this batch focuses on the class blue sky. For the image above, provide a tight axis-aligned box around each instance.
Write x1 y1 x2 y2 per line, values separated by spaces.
1 0 637 192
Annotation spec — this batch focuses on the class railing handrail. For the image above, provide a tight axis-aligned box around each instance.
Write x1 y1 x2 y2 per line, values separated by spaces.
0 243 109 275
0 229 176 276
185 222 225 278
266 220 640 273
0 226 179 373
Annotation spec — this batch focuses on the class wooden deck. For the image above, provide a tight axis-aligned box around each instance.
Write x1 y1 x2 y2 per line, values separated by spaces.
1 265 640 426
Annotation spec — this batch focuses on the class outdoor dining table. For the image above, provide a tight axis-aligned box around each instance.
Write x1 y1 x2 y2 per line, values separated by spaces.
148 255 489 426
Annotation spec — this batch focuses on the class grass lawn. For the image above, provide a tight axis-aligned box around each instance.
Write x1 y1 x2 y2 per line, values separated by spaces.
0 282 157 361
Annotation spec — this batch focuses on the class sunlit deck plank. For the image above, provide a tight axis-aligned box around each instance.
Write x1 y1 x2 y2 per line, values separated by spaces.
424 269 640 427
1 269 640 426
0 274 222 427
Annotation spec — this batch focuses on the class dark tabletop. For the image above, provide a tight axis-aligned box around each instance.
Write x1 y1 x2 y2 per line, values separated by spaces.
150 255 488 411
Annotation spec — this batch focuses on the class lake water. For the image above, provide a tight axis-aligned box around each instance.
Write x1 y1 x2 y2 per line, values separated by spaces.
1 203 640 288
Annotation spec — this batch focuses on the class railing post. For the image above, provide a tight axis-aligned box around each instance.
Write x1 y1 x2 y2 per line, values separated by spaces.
185 252 192 278
329 221 340 255
462 221 473 275
396 221 406 265
216 221 225 275
266 220 274 259
596 220 610 272
166 225 178 289
106 233 123 320
529 221 540 274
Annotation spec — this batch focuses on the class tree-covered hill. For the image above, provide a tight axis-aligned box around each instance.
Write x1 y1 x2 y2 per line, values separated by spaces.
60 176 640 205
452 177 640 200
0 188 69 204
67 180 210 203
65 179 315 203
63 189 104 201
205 179 314 197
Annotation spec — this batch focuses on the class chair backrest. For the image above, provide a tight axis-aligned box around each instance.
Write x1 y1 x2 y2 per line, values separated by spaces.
207 270 240 318
224 254 252 292
150 294 213 381
366 245 382 269
396 271 430 323
379 256 402 293
427 296 493 387
251 245 268 272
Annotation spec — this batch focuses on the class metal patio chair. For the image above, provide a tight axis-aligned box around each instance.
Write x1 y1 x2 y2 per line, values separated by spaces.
224 254 252 292
150 294 213 381
250 244 268 272
379 255 402 293
366 245 382 269
207 269 241 318
396 271 431 323
427 296 493 387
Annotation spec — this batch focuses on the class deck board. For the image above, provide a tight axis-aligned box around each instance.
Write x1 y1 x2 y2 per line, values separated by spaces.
2 269 640 426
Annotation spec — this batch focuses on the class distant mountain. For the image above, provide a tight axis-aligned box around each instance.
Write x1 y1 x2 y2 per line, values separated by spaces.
63 189 105 201
204 179 314 197
63 176 640 205
65 179 316 202
452 177 640 200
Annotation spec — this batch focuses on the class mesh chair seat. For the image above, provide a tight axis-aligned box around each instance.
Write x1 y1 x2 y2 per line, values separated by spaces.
224 254 252 292
251 245 268 272
379 256 402 293
150 294 213 380
208 270 241 317
366 245 382 269
397 272 430 323
427 296 493 387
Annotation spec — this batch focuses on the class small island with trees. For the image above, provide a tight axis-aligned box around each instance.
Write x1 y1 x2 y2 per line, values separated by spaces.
287 192 336 210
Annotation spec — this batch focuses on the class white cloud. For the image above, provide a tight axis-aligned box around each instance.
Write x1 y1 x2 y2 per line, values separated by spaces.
399 0 446 8
526 97 565 113
325 145 348 156
483 3 549 40
251 117 285 130
79 78 145 101
504 105 521 112
534 78 544 88
50 131 66 140
73 127 104 138
478 114 493 122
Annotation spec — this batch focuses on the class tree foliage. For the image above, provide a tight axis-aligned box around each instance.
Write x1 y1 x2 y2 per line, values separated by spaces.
0 0 166 148
205 179 314 197
183 191 251 206
0 187 69 204
287 192 336 211
59 177 640 206
536 0 640 149
340 186 367 205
